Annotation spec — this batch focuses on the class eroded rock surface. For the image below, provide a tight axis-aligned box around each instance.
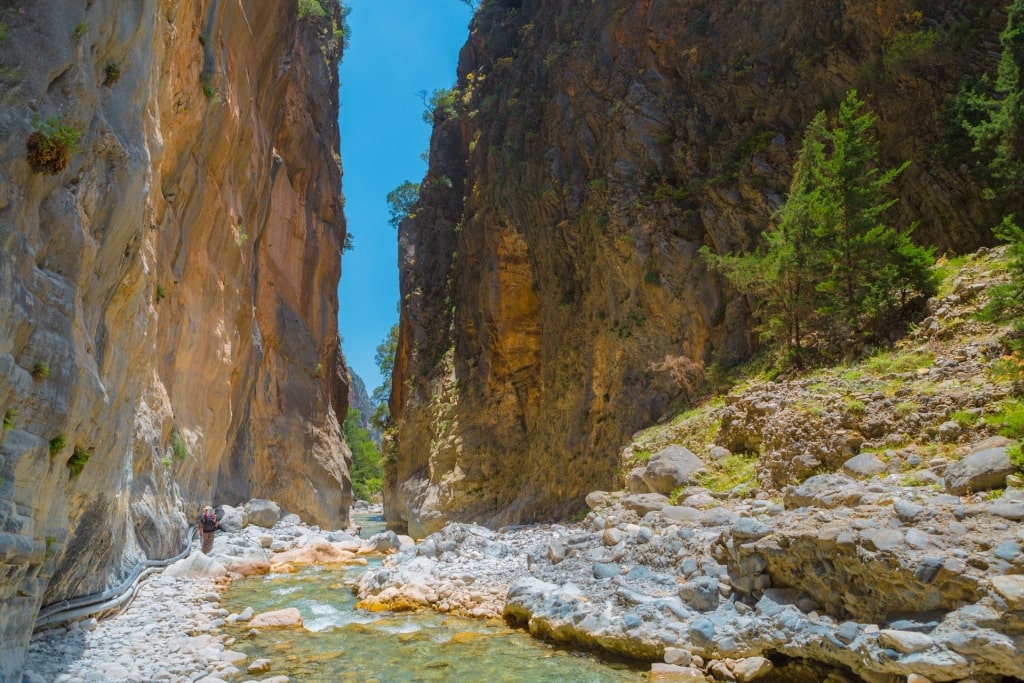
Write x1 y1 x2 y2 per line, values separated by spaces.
387 0 1010 534
357 482 1024 682
0 2 350 679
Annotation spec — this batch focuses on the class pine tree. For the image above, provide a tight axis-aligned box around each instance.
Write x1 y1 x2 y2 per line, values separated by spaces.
972 0 1024 186
703 92 936 364
808 91 931 331
701 113 828 364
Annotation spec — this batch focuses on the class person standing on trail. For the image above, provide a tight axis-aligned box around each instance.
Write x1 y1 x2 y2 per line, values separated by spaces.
198 505 219 554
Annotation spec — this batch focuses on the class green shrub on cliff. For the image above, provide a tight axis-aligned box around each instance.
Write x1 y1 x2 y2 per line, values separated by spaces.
696 453 758 496
967 0 1024 189
26 117 81 175
32 362 50 380
991 399 1024 439
1010 442 1024 473
2 408 16 433
371 324 398 430
49 434 66 455
171 429 188 461
297 0 327 20
67 446 91 478
297 0 351 57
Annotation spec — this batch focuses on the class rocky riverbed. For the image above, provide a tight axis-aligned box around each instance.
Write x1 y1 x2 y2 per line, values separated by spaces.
23 500 390 683
22 475 1024 683
355 470 1024 683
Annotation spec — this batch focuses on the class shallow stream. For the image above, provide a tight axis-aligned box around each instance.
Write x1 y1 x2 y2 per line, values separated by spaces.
221 514 646 682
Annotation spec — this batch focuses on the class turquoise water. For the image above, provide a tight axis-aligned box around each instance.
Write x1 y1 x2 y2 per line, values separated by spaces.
222 562 646 682
353 511 386 538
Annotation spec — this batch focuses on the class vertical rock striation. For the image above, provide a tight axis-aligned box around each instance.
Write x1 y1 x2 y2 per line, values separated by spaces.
389 0 1008 536
0 0 350 678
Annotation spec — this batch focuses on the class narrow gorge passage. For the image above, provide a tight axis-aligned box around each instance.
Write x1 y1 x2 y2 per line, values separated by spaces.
4 0 1024 682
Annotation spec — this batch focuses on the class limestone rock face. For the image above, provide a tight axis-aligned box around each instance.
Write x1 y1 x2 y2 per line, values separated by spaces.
0 1 350 678
388 0 1007 534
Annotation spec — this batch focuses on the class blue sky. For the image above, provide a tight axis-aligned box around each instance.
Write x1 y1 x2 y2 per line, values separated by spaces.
338 0 473 392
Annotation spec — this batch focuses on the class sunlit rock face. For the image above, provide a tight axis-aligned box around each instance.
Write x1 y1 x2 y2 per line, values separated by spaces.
387 0 1006 536
0 1 350 678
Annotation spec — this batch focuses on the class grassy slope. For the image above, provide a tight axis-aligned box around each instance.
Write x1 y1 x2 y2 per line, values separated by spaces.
621 246 1024 499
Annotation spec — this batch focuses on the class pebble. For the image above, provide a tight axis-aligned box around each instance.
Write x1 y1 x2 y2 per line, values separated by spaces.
24 573 232 683
23 505 373 683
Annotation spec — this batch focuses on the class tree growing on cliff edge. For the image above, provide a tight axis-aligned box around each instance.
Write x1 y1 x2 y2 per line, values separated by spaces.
371 324 399 430
703 92 936 365
386 181 420 229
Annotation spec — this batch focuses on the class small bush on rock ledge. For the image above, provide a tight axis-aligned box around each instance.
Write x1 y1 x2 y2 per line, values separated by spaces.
67 445 92 478
26 117 81 175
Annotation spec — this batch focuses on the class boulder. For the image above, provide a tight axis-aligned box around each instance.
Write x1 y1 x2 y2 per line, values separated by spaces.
879 629 934 653
938 420 963 442
216 505 248 532
944 447 1015 495
893 499 927 523
164 552 228 579
650 663 708 682
679 576 719 612
991 575 1024 610
662 506 701 525
547 540 567 564
249 608 303 628
625 467 649 493
733 656 773 682
621 493 669 515
359 531 402 554
641 445 704 494
731 518 771 541
592 562 623 579
271 538 359 568
245 499 282 528
783 474 866 509
841 452 887 479
708 446 731 462
247 659 272 674
988 501 1024 520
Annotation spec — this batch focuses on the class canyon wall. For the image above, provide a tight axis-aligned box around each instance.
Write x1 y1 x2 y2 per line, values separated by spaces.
388 0 1008 537
0 0 350 678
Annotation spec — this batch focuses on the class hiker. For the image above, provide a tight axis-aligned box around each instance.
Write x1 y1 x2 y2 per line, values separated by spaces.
197 505 219 554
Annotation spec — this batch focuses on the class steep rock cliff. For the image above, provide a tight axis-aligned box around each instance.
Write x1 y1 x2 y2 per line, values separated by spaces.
0 0 349 678
388 0 1009 537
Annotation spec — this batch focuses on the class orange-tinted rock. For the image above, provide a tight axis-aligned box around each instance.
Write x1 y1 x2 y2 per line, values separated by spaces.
387 0 1010 534
0 1 350 676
